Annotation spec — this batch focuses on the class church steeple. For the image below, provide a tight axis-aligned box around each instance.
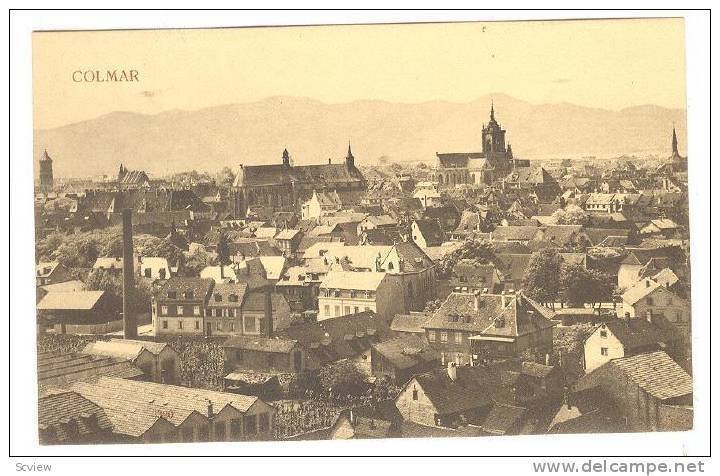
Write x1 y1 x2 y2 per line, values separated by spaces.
672 126 679 156
490 101 495 122
345 141 355 168
282 148 291 166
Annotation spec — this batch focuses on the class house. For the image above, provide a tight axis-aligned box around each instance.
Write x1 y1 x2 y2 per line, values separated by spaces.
413 188 441 209
617 248 678 289
36 261 72 287
395 363 494 428
422 290 555 365
390 312 431 336
70 376 276 442
38 390 115 445
36 279 85 303
357 215 398 234
37 290 120 334
136 256 172 280
152 277 214 336
301 190 343 219
545 387 627 434
490 225 542 244
573 351 693 432
370 334 439 383
222 335 308 374
318 271 404 321
239 291 291 337
410 219 445 248
92 256 132 276
449 260 503 293
204 282 249 336
274 228 303 254
275 264 327 312
639 219 681 239
278 311 394 373
583 318 679 372
82 339 181 384
423 205 461 232
621 278 691 335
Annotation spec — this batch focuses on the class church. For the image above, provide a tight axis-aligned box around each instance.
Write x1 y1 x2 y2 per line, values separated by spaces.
658 126 688 174
232 145 367 217
431 104 528 187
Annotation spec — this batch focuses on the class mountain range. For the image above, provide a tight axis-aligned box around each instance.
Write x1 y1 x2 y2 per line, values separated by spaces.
33 94 687 178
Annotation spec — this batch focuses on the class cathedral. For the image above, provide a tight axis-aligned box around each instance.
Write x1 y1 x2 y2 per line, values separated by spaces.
432 104 528 187
232 145 367 217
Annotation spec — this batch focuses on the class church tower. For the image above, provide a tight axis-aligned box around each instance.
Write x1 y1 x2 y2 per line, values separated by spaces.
671 126 680 157
39 149 54 192
345 142 355 169
282 148 291 166
481 102 507 158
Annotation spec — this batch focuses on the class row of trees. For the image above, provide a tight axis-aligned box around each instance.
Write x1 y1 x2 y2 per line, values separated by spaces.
522 248 615 308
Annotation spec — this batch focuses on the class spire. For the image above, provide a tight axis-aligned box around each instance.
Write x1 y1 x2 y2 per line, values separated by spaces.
345 141 355 168
282 148 290 166
347 141 354 159
490 101 495 121
671 126 679 155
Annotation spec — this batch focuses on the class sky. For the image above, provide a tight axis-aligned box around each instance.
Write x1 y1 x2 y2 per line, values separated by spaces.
33 18 686 130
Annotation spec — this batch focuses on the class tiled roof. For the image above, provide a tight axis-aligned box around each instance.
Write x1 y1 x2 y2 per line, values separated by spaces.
609 351 693 400
413 219 445 246
36 261 61 278
156 277 214 301
390 313 430 334
371 335 438 370
436 152 484 168
37 291 106 310
320 271 387 291
38 391 113 442
275 229 301 240
621 279 662 305
222 335 298 354
481 403 527 435
412 366 493 415
600 319 676 351
37 352 144 391
234 162 365 188
71 377 261 438
491 226 542 242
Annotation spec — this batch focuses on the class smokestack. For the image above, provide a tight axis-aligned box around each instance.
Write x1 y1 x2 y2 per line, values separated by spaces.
265 287 273 337
122 209 137 339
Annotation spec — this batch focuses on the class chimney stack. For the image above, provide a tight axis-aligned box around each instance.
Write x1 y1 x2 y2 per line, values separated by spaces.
646 310 653 324
207 400 214 419
447 362 457 381
473 290 481 311
122 209 137 339
265 287 273 337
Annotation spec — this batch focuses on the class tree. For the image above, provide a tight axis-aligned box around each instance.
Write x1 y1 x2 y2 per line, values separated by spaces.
436 239 495 279
318 360 368 401
217 166 236 187
216 231 231 267
551 204 587 225
523 248 562 308
84 268 153 314
560 263 596 307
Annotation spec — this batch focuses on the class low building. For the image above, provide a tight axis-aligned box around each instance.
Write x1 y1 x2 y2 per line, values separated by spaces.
204 282 249 336
370 334 439 383
70 377 276 442
37 351 145 393
222 335 308 374
82 339 181 384
136 256 172 280
573 351 693 432
37 290 119 334
36 261 72 287
301 190 343 219
38 390 115 445
410 219 445 248
621 278 691 335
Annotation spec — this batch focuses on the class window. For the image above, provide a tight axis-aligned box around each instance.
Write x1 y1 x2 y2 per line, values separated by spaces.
600 330 608 338
229 322 235 332
144 268 152 278
193 306 201 316
324 305 331 317
365 307 370 312
161 306 168 316
601 347 609 356
412 388 418 400
162 320 168 329
159 269 166 279
455 332 463 344
216 321 222 331
229 294 238 303
646 297 654 306
440 332 448 343
244 415 258 435
230 419 242 438
195 320 200 330
335 305 341 317
185 291 194 299
258 413 270 433
167 291 177 299
354 306 359 314
178 306 185 316
215 294 223 302
344 306 351 316
178 321 183 330
428 331 436 342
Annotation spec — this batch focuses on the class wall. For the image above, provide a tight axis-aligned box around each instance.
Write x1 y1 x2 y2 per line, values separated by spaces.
584 324 625 372
395 378 438 427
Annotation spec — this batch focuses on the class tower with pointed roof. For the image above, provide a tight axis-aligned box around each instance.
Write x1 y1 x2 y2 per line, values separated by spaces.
282 148 291 166
481 102 508 160
671 127 679 157
39 149 54 192
345 141 355 169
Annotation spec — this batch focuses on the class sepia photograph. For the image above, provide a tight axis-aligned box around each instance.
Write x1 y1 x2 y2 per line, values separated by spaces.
7 7 713 470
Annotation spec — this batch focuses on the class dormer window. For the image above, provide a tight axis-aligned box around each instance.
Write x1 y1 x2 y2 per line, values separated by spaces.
167 291 177 299
184 291 194 299
214 294 222 302
229 294 238 303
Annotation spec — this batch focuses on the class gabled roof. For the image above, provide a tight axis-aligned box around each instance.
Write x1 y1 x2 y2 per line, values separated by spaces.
621 279 663 305
156 277 214 301
37 290 106 310
37 351 144 392
597 319 676 351
370 335 438 370
222 335 298 354
234 162 365 188
320 271 387 291
481 403 527 435
82 339 170 361
491 226 542 242
608 351 693 400
410 366 493 415
36 261 63 278
390 313 431 334
38 391 113 441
